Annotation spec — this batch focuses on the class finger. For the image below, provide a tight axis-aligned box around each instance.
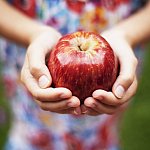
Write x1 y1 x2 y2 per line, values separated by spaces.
35 96 80 112
27 44 51 88
113 45 138 98
81 105 100 116
118 76 138 102
85 108 100 116
35 88 73 102
93 76 138 106
93 90 121 106
56 107 82 115
21 64 72 102
84 97 118 115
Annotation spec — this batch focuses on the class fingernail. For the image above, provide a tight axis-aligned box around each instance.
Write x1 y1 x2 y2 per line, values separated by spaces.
67 99 77 107
93 93 103 100
73 110 78 115
73 107 81 115
81 105 88 114
85 99 96 108
38 75 49 88
60 93 69 99
115 85 125 98
92 92 99 99
89 102 96 108
68 102 76 107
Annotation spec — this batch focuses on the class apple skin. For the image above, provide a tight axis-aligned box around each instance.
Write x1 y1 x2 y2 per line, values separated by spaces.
48 31 118 102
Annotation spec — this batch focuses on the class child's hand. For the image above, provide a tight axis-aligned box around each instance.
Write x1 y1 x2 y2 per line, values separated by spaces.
21 28 81 115
82 29 138 115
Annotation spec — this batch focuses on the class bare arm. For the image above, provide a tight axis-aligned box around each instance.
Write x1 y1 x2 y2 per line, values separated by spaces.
86 2 150 115
0 1 80 115
0 1 150 47
0 1 58 46
112 2 150 47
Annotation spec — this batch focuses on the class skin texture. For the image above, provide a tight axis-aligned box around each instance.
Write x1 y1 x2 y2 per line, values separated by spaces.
0 1 150 115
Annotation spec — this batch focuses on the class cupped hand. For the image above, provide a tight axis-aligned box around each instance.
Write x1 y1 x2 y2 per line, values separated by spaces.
82 29 138 116
21 27 81 115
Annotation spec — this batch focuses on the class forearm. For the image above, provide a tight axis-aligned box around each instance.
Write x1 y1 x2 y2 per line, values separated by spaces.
112 2 150 47
0 1 55 46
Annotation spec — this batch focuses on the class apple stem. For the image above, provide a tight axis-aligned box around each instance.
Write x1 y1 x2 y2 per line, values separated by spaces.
78 45 83 51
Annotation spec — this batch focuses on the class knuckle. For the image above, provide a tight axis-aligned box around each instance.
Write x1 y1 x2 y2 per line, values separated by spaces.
63 109 71 114
122 75 134 85
46 104 59 112
134 79 138 90
55 101 68 111
49 107 57 112
20 68 26 83
20 74 24 84
40 103 49 111
126 76 133 84
34 99 49 111
131 87 138 97
30 65 42 76
32 90 41 100
107 110 115 115
115 100 123 106
27 44 36 54
36 100 49 111
54 105 64 112
133 57 138 66
106 106 118 115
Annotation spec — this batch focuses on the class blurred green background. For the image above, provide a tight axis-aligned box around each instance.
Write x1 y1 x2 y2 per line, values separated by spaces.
0 63 12 149
0 44 150 149
120 44 150 150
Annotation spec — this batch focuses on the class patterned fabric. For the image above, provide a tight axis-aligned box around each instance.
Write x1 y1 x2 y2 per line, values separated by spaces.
0 0 146 150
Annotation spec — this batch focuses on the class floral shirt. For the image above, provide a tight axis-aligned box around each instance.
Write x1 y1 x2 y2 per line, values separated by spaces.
0 0 147 150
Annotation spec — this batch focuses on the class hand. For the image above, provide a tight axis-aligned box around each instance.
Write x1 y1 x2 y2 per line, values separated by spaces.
82 29 138 116
21 27 81 114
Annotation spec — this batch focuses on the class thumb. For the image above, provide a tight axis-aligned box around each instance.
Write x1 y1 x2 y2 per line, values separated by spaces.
38 68 52 89
112 54 138 99
27 45 52 89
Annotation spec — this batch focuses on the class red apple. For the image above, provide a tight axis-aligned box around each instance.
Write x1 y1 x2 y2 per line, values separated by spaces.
48 31 118 102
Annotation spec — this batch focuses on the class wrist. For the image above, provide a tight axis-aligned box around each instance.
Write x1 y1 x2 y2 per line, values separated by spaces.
101 26 135 48
112 26 136 48
28 25 61 45
108 3 150 48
